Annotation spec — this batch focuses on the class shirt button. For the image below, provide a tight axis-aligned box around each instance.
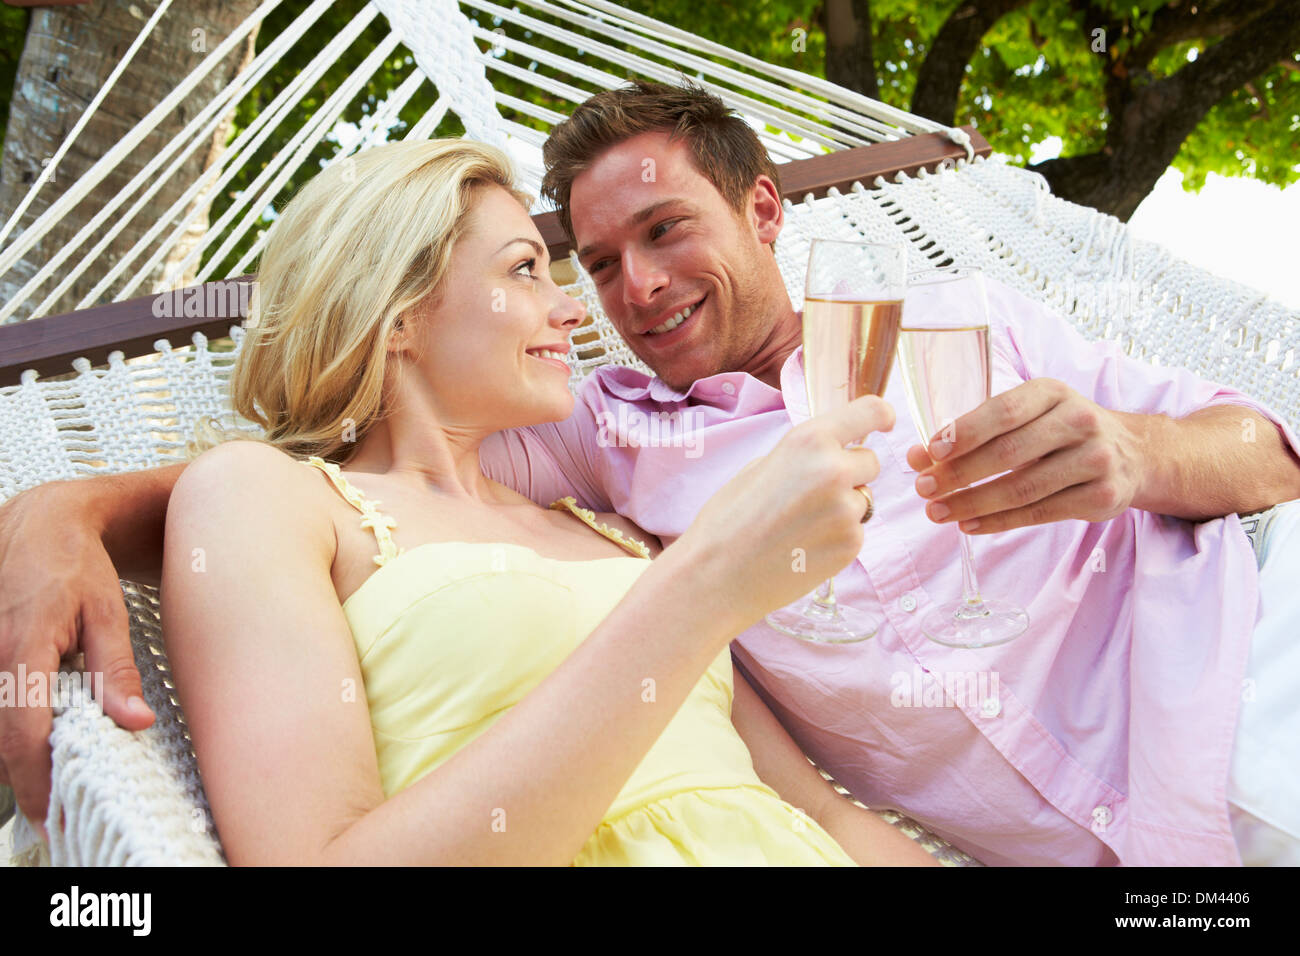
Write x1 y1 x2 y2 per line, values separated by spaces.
721 381 736 395
980 696 1001 718
899 594 917 612
1091 806 1113 830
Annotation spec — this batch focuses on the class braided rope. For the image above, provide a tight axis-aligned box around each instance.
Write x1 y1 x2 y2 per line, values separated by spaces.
86 0 371 306
371 0 508 148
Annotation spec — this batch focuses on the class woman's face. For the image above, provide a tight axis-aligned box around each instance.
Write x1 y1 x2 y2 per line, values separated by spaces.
398 184 585 432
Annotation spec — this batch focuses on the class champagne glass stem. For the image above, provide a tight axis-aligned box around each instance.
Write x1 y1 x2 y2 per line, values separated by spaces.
810 577 838 617
955 531 987 617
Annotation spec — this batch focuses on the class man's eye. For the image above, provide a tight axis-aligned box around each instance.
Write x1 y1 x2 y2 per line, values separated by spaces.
652 220 677 239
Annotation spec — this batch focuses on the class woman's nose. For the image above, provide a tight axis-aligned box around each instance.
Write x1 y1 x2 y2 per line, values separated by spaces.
553 290 586 328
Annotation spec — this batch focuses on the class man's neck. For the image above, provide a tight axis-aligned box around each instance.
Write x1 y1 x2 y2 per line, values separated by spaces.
742 308 802 390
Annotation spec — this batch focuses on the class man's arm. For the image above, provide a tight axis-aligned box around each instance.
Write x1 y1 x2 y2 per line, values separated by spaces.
0 463 180 833
1117 404 1300 521
908 381 1300 533
89 463 187 587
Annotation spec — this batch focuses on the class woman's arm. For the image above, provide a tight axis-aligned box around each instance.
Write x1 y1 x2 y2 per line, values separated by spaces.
165 396 891 865
165 440 753 865
731 669 939 866
163 442 377 864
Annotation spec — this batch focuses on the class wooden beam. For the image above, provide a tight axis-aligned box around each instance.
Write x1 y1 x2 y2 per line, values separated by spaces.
0 126 991 386
0 278 255 387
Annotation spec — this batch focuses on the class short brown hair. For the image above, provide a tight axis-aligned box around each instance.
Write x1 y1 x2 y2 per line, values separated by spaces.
541 78 781 250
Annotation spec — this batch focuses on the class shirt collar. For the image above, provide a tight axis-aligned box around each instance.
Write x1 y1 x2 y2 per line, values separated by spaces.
593 358 804 411
780 345 810 422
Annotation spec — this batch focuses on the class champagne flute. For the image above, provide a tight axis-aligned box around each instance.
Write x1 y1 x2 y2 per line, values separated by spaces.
765 240 907 644
897 267 1029 648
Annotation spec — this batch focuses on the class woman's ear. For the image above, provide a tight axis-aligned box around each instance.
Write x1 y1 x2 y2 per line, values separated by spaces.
387 316 409 355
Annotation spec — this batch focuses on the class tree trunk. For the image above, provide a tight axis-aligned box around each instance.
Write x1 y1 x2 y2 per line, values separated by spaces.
0 0 261 323
822 0 879 100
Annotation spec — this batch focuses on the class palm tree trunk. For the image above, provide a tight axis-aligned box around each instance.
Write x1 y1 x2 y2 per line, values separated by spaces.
0 0 262 323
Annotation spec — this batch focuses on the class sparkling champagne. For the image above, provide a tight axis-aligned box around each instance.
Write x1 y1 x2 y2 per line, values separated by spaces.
802 298 904 413
897 325 990 444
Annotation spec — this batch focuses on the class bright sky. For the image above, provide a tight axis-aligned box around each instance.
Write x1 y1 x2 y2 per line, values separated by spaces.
1030 136 1300 310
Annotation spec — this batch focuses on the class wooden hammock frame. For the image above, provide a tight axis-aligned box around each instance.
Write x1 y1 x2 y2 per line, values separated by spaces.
0 126 989 387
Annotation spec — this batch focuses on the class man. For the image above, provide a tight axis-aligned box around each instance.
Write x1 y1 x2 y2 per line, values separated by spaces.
2 80 1299 865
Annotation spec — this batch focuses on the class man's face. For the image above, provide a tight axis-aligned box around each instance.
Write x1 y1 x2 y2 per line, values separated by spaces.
569 131 782 390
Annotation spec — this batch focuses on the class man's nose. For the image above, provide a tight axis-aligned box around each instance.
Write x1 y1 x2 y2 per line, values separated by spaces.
622 249 668 309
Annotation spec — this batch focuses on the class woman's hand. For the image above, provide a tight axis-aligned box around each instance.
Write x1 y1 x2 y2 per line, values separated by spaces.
0 481 154 838
676 394 895 624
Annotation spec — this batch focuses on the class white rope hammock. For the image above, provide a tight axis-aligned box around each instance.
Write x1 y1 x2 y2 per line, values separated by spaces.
2 0 1295 867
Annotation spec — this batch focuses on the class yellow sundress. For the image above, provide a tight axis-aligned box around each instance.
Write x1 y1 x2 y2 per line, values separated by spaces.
303 456 856 866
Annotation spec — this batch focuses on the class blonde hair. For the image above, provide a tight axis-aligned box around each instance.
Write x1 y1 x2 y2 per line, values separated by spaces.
188 138 532 464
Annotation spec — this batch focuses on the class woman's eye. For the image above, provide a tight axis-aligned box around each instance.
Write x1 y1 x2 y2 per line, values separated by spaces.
515 258 540 281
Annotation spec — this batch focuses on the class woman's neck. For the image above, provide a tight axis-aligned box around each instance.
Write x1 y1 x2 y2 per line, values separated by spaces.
338 369 508 505
343 422 502 503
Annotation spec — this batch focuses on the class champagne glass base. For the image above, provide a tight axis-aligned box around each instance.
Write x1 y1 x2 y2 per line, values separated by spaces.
765 600 879 644
920 599 1028 649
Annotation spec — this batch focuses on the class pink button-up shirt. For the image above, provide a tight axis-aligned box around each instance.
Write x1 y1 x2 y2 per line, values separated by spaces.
481 278 1300 866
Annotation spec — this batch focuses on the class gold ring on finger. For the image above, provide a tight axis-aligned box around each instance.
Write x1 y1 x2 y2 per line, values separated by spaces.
855 485 874 524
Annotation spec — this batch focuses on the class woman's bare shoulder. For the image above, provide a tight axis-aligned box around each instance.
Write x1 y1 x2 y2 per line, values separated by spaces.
181 439 314 493
173 441 336 555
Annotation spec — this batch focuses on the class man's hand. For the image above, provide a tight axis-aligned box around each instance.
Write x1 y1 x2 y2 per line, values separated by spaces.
0 481 155 840
905 378 1146 533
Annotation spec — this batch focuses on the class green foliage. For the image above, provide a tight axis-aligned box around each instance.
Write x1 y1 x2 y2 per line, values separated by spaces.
2 0 1292 281
1165 58 1299 190
620 0 1297 192
947 0 1297 189
952 0 1113 164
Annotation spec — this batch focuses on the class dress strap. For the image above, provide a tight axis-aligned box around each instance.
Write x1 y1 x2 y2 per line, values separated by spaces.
302 457 406 568
548 497 652 560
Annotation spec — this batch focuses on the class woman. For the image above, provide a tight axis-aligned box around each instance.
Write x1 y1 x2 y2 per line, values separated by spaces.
162 138 933 866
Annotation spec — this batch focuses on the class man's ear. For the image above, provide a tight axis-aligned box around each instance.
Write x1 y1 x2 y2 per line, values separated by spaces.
750 174 783 247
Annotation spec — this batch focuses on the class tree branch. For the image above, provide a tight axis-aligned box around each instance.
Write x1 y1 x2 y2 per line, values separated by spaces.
1133 0 1294 149
1035 0 1300 219
1127 0 1261 69
910 0 1033 123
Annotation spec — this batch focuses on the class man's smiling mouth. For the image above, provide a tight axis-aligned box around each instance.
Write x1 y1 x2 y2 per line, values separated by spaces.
645 295 705 336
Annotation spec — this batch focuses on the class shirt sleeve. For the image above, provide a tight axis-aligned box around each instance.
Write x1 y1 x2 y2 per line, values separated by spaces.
478 377 615 512
985 277 1300 463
